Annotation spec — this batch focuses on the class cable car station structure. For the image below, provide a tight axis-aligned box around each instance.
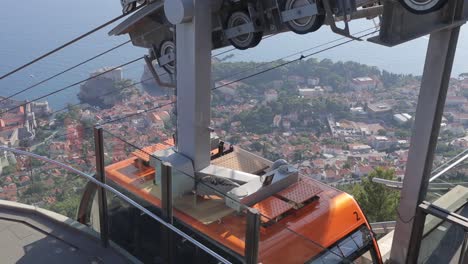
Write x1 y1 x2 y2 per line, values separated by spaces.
0 0 468 263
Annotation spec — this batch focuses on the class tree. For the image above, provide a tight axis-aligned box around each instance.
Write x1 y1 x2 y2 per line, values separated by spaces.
342 162 351 169
34 145 48 156
2 165 16 175
49 194 81 218
377 129 387 136
250 141 263 152
293 150 303 162
395 129 411 139
23 182 46 195
349 167 400 222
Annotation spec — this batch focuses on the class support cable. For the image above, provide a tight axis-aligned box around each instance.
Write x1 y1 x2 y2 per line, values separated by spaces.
3 24 284 107
1 57 144 115
212 30 380 92
215 27 378 82
212 34 277 58
100 30 379 126
0 41 129 104
51 77 155 115
0 23 166 104
0 6 143 80
430 148 468 176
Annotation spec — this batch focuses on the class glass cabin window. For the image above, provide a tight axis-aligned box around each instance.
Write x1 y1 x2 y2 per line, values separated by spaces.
307 225 378 264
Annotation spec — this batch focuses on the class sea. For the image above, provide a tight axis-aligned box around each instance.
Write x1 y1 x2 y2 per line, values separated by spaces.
1 0 468 110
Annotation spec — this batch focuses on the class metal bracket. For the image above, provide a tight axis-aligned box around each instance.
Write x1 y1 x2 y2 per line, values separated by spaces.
152 43 176 73
368 0 468 47
419 201 468 230
144 55 175 88
158 52 175 67
281 4 318 23
322 0 362 41
224 22 257 39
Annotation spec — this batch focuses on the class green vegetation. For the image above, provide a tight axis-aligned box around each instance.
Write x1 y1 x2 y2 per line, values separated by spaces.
235 105 275 134
114 79 142 100
2 165 16 176
342 168 400 222
35 128 53 141
213 58 413 92
378 129 387 136
49 192 82 218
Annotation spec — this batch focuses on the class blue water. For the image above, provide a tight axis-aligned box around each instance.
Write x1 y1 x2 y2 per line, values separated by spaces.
1 0 468 109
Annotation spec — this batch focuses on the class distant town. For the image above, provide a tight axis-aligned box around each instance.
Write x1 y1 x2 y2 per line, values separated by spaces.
0 58 467 217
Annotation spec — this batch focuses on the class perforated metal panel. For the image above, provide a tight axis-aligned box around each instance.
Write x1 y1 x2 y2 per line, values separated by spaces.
211 149 270 175
278 177 322 204
253 196 294 222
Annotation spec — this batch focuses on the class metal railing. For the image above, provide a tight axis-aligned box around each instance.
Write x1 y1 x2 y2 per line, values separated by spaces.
370 221 396 234
0 122 353 264
0 145 231 264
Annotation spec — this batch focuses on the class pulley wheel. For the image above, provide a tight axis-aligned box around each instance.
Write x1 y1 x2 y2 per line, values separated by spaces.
122 0 136 14
158 40 176 74
399 0 448 14
227 11 263 50
284 0 325 34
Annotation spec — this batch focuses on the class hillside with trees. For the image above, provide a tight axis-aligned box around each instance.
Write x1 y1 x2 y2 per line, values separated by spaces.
341 168 400 222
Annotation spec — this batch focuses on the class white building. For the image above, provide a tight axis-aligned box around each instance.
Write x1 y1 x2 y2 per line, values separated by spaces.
351 77 378 90
393 113 412 125
307 78 320 86
299 87 324 97
264 89 278 102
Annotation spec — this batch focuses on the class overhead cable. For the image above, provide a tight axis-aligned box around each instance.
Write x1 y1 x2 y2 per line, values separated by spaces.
212 30 380 92
100 30 379 126
0 6 143 80
212 34 277 58
215 27 378 82
1 57 145 115
0 24 167 104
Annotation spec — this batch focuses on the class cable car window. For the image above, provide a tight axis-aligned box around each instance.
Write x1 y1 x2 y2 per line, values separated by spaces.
339 237 359 257
351 229 366 248
319 250 342 264
306 225 378 264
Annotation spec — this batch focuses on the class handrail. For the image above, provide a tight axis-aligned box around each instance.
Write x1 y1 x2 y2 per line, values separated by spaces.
429 153 468 182
372 150 468 190
372 177 468 191
0 146 231 264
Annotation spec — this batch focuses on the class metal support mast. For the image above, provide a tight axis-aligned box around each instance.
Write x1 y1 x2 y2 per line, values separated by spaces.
389 25 461 264
165 0 213 171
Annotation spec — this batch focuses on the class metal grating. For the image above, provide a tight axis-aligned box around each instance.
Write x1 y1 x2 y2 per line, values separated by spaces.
277 177 322 204
253 196 294 222
212 149 270 175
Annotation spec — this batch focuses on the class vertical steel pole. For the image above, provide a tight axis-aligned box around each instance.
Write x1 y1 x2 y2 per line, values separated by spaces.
94 127 109 248
161 162 173 222
166 0 212 171
160 162 174 263
389 26 461 263
245 208 260 264
459 232 468 264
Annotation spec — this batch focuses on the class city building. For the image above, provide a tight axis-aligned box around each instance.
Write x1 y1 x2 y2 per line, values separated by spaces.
368 102 393 119
264 89 278 102
351 77 378 90
298 86 324 97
